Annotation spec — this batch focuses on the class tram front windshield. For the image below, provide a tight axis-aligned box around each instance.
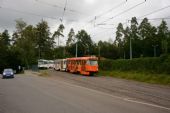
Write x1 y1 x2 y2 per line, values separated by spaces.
86 60 98 66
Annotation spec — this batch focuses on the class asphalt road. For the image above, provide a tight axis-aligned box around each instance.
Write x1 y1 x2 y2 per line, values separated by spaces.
0 72 170 113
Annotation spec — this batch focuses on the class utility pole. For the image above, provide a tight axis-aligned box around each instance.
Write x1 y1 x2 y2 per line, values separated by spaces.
76 42 77 57
130 36 132 60
126 19 132 60
74 37 78 58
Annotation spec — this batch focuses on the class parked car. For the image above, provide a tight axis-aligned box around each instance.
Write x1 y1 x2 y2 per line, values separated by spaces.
2 68 14 79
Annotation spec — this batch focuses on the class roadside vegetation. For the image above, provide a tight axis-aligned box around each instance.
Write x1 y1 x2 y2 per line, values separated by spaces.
99 70 170 85
99 55 170 85
99 55 170 74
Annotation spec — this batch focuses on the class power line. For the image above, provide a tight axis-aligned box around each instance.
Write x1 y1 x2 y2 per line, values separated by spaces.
34 0 86 16
98 0 146 25
83 0 127 29
103 7 170 28
138 5 170 18
97 26 115 29
93 16 170 34
96 1 170 28
90 1 170 39
92 16 170 37
85 0 146 31
0 6 59 21
35 0 63 9
96 1 127 20
137 17 170 21
97 23 115 26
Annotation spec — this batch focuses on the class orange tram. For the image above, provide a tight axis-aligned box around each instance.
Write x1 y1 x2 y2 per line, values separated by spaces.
54 56 98 76
67 56 98 76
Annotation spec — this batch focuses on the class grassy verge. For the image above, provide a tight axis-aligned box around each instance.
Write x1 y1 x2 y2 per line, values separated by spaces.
38 70 50 77
99 70 170 85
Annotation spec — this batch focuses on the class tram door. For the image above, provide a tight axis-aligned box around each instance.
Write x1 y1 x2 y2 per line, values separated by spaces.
81 60 86 72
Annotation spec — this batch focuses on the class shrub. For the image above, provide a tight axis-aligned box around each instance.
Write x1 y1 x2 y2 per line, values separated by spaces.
99 56 170 74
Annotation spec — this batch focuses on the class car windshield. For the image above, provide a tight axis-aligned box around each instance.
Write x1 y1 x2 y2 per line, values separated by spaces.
4 69 13 72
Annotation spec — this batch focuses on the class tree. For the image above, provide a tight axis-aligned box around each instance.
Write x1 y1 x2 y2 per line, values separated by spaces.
36 20 54 59
75 30 94 56
15 18 27 38
130 17 141 58
138 18 158 57
157 20 169 54
12 32 19 45
168 31 170 53
123 26 131 59
0 31 9 72
0 30 10 70
115 23 124 58
0 30 21 72
1 29 10 46
66 28 75 46
98 40 119 59
13 25 37 68
53 24 65 46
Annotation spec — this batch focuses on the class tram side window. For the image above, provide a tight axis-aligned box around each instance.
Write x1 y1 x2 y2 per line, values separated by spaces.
77 60 79 65
83 60 86 65
86 60 90 65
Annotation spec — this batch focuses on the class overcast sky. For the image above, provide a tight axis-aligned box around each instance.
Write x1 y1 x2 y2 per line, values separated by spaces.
0 0 170 44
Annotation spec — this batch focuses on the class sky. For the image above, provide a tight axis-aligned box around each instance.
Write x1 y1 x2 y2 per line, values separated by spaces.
0 0 170 44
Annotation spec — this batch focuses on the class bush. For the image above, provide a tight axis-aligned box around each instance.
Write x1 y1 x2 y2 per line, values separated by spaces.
99 56 170 74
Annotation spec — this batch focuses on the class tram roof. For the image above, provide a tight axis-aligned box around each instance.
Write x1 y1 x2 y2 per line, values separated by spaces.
67 57 98 61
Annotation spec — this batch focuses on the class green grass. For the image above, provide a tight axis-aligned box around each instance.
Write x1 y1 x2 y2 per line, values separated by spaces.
99 70 170 85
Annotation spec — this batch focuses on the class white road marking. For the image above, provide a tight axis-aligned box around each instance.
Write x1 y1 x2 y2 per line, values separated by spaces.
123 98 170 110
